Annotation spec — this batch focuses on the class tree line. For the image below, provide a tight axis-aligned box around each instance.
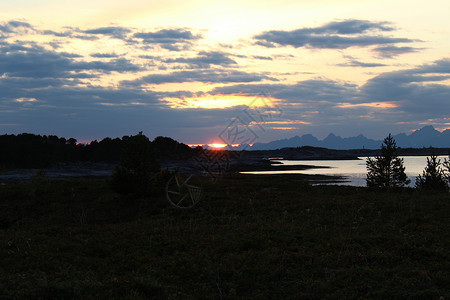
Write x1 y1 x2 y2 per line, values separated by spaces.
0 133 196 169
366 134 450 191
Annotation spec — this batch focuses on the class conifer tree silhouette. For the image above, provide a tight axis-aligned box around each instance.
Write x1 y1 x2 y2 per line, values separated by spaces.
366 134 410 187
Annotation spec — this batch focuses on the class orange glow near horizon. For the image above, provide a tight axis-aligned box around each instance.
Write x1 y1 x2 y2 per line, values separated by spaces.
161 94 281 109
187 143 241 148
337 102 398 109
435 127 450 132
208 143 227 148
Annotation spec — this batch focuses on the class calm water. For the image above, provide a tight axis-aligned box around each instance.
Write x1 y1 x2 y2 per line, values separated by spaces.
241 156 449 186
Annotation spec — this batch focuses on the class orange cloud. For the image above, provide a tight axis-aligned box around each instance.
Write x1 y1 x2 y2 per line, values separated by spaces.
269 127 297 130
161 94 280 109
263 120 311 125
249 120 311 128
337 102 398 108
15 97 37 103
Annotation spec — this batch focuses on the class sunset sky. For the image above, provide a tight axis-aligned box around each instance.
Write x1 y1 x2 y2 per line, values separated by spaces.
1 0 449 145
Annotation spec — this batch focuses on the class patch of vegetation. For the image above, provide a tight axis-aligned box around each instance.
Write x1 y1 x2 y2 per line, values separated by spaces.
0 133 196 170
111 132 160 197
0 175 449 299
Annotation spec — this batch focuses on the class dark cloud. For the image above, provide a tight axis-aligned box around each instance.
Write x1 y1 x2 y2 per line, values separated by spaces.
361 58 450 117
0 42 141 78
134 28 199 41
90 53 120 58
337 59 387 67
0 20 35 37
83 26 132 39
123 69 278 85
0 64 235 142
41 26 131 41
415 58 450 74
2 20 200 52
0 81 167 140
0 19 446 142
373 45 422 57
73 58 142 73
210 58 450 123
0 40 35 52
41 29 74 38
252 55 273 60
319 19 394 34
254 19 414 50
59 52 83 58
139 55 158 60
0 46 74 78
133 28 201 51
164 51 237 68
4 20 34 29
211 79 356 103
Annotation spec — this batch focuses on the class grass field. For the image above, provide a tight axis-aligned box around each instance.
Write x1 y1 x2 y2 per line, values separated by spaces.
1 174 449 299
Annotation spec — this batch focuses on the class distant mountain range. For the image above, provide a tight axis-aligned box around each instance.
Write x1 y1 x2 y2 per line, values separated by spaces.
240 126 450 150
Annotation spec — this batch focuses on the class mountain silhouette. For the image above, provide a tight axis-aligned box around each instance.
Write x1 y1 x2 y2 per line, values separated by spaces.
247 125 450 150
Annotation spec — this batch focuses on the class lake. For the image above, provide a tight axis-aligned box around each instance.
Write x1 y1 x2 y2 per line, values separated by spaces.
241 156 449 186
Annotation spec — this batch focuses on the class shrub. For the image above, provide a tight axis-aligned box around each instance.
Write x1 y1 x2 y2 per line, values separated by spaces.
415 155 448 191
444 155 450 185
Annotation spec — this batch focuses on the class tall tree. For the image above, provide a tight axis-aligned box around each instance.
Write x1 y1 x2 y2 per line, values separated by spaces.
366 134 410 187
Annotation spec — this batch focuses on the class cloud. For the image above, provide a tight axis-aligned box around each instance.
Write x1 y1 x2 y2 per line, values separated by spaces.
361 58 450 117
41 30 70 37
337 59 387 67
0 42 141 78
252 55 273 60
164 51 237 68
133 28 201 51
319 19 394 34
208 58 450 131
0 20 35 37
0 19 446 142
210 79 356 103
0 45 74 78
0 85 167 140
90 53 120 58
73 58 142 73
83 26 132 39
254 19 415 50
373 45 422 57
123 69 278 85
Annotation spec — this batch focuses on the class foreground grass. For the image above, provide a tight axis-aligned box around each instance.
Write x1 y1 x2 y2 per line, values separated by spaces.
1 175 449 299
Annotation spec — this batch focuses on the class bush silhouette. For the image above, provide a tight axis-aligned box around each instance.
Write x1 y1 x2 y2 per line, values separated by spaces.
415 155 448 191
366 134 410 188
111 132 160 196
444 156 450 185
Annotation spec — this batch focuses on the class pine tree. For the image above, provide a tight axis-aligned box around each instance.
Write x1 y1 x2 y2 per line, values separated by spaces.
366 134 410 187
415 155 448 191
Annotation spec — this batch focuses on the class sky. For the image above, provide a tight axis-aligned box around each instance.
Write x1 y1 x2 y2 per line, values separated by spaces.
0 0 449 145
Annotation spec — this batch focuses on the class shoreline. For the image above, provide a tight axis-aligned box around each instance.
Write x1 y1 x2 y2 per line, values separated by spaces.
1 148 448 184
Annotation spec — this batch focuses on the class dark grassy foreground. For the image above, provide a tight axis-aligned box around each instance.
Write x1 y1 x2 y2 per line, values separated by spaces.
1 175 449 299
